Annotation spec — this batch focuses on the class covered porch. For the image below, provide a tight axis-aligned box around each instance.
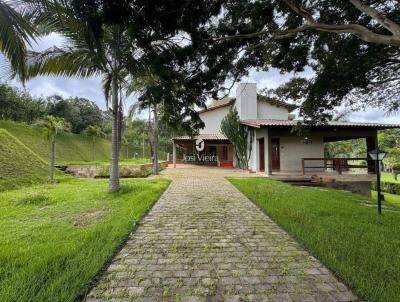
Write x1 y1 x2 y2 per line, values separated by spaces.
172 134 234 168
241 119 400 177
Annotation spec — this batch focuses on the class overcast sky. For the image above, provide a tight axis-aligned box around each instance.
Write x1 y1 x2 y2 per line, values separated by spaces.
5 33 399 123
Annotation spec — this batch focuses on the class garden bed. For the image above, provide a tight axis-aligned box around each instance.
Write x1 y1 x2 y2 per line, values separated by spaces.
57 161 168 178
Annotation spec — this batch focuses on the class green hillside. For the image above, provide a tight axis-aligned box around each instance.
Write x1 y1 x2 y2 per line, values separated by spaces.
0 120 112 163
0 129 49 191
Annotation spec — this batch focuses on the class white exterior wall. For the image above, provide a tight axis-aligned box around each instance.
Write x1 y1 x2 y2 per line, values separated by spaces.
257 102 289 120
278 134 324 172
198 106 230 134
248 128 269 172
248 129 257 171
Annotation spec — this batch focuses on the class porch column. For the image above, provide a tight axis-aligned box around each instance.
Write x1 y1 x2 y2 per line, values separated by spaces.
265 128 272 176
366 132 377 174
173 141 177 168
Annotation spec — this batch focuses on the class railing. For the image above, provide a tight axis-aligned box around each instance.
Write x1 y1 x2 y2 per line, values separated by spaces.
301 158 374 175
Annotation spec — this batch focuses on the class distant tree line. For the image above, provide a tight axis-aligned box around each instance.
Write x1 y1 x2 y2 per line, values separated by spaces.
0 83 106 134
325 129 400 172
0 82 178 162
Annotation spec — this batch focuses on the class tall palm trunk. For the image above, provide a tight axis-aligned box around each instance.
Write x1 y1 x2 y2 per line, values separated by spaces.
92 137 95 161
117 104 123 154
153 103 159 175
109 75 120 192
148 107 154 161
50 132 56 183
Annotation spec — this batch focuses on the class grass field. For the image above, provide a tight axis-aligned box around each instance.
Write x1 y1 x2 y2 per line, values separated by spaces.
381 173 400 183
0 129 49 191
0 120 115 163
372 190 400 207
229 177 400 302
0 177 170 302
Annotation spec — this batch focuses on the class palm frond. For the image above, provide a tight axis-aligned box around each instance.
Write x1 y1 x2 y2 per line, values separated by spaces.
26 46 102 79
102 73 112 109
0 1 37 81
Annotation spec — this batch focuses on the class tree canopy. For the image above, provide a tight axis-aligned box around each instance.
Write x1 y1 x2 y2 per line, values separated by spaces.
213 0 400 120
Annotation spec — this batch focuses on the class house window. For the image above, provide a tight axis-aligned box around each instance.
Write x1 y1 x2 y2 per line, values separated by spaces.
222 146 228 160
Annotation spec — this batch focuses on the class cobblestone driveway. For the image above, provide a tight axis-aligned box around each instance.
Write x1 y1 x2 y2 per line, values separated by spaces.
86 166 360 302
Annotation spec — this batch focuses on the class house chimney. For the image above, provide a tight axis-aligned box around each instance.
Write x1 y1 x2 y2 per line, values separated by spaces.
235 83 257 120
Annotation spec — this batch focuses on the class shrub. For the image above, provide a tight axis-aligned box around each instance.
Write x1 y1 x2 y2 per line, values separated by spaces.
95 166 164 178
372 181 400 195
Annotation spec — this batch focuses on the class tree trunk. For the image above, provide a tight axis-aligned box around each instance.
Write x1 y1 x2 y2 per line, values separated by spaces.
50 133 56 183
142 135 145 158
92 137 95 161
117 105 123 154
109 75 120 192
148 107 154 161
153 103 159 175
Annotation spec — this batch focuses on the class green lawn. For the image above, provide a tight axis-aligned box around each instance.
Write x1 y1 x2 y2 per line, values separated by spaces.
229 177 400 302
0 120 124 163
58 158 151 166
381 173 400 183
0 177 170 302
0 129 49 191
372 190 400 207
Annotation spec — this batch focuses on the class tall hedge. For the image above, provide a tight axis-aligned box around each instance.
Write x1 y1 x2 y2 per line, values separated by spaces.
372 181 400 195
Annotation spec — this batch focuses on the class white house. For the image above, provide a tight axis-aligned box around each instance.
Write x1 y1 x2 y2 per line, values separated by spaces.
172 83 399 177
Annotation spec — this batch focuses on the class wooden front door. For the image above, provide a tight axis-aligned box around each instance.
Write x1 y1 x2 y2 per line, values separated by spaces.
259 138 265 171
271 138 280 171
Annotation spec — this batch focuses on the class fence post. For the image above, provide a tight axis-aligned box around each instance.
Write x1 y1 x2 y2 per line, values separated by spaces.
338 159 342 175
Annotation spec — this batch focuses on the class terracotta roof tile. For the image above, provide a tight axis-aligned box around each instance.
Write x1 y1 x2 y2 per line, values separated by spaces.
173 134 228 141
241 119 400 129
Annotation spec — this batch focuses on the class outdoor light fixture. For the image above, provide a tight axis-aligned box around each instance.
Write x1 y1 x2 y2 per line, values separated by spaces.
368 149 386 161
368 149 387 214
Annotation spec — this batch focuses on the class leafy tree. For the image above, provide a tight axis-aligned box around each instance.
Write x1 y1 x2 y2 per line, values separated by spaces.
123 118 150 159
0 83 46 123
221 108 253 169
378 129 400 172
216 0 400 120
324 139 366 158
39 116 69 183
45 95 103 133
85 125 105 161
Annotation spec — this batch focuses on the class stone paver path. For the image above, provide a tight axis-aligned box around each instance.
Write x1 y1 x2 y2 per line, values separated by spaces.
86 166 360 302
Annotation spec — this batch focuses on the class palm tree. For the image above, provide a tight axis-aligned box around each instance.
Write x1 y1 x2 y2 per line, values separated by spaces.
40 116 69 183
86 125 105 161
0 1 37 81
126 73 162 175
26 2 145 192
122 135 130 159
